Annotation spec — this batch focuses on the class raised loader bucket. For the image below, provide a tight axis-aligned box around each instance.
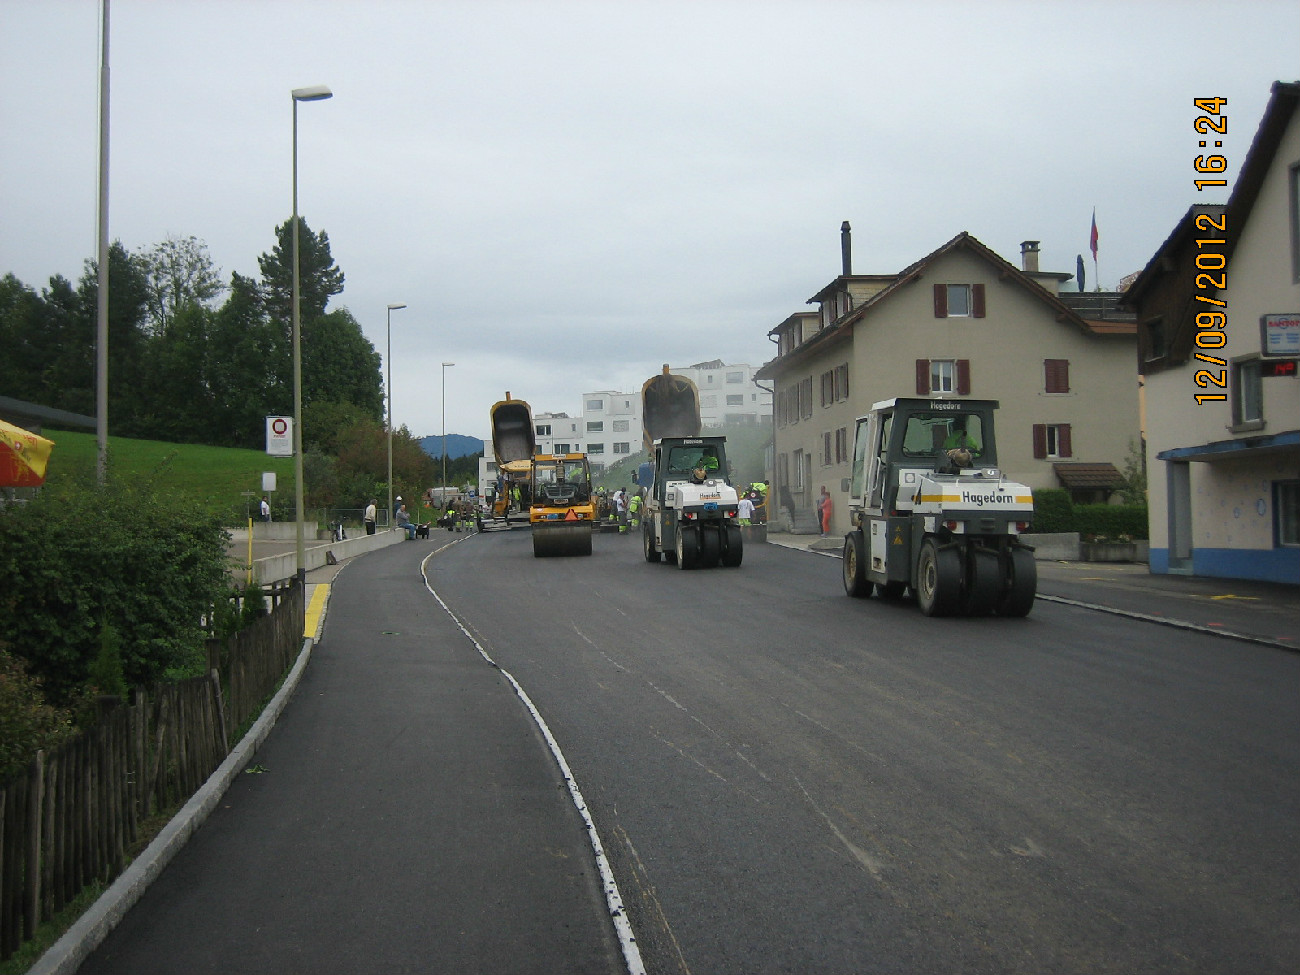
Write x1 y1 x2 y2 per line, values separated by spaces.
532 521 593 557
641 365 701 450
491 394 535 465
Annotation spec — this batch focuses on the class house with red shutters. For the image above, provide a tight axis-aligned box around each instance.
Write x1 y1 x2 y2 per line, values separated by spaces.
756 228 1141 535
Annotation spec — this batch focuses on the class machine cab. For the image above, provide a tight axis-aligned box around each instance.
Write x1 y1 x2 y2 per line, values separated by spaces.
849 398 1001 515
653 437 729 499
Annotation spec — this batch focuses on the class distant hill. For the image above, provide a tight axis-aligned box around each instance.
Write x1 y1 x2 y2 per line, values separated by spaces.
419 434 484 460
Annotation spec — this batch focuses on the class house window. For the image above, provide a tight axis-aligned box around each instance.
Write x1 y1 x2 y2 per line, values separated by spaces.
1277 481 1300 545
701 395 717 408
614 442 631 454
793 449 805 490
555 443 571 454
588 443 605 454
933 283 986 318
586 399 604 411
800 377 814 419
1044 359 1070 394
835 426 849 464
821 370 834 407
1291 163 1300 282
587 421 603 433
835 364 849 400
726 394 743 406
726 371 744 383
823 432 833 467
612 419 629 432
1033 424 1073 459
1232 357 1263 426
535 424 551 436
1145 318 1168 361
916 358 971 395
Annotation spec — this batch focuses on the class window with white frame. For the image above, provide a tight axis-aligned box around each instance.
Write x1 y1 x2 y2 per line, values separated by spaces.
1233 356 1263 426
1277 481 1299 545
535 424 551 436
726 394 743 406
612 419 629 432
726 371 744 383
931 360 956 394
587 443 605 454
613 442 631 454
587 421 603 432
586 399 604 411
555 443 571 454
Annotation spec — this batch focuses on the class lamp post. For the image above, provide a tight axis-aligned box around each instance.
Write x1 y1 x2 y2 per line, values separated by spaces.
291 84 332 586
441 361 455 497
385 302 406 528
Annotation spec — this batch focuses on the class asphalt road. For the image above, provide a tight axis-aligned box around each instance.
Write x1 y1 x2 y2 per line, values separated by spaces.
80 528 1300 974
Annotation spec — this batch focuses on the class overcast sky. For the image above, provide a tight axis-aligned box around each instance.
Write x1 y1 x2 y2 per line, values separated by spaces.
3 1 1297 442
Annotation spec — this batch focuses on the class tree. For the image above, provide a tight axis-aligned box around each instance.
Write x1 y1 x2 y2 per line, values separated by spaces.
137 235 225 336
73 242 152 435
0 274 47 403
302 307 383 420
257 216 345 324
208 272 288 448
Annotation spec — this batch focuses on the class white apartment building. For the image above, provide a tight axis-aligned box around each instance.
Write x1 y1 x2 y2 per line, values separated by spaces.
529 362 771 473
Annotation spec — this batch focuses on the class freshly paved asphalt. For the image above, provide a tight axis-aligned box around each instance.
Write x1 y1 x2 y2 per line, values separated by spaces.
76 533 626 975
57 528 1297 974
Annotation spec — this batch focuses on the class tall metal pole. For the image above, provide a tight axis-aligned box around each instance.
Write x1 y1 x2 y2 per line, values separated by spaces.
386 303 406 527
95 0 110 483
290 85 331 586
441 362 455 495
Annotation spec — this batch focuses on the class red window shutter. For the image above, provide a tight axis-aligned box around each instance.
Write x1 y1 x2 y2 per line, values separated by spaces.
1059 424 1072 458
1032 424 1047 459
1045 359 1070 394
933 284 947 318
956 359 971 395
916 359 930 395
972 284 986 318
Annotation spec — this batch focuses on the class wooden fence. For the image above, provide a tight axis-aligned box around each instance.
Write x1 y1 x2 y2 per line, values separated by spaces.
0 580 304 962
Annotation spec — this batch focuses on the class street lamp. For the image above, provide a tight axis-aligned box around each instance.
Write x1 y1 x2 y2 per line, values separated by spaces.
385 302 407 528
441 362 455 497
291 84 332 586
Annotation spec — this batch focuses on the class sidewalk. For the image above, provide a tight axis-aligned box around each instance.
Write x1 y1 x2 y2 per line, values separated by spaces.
765 528 1299 651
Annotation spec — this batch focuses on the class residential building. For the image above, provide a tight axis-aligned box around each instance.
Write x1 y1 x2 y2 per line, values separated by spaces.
756 229 1141 535
674 360 773 429
1123 81 1300 584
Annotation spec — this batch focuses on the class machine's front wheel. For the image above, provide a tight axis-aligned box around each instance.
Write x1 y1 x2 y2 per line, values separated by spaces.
698 525 722 568
916 538 962 617
843 532 872 598
675 526 698 569
997 547 1037 617
643 521 661 563
721 523 744 567
963 548 1001 615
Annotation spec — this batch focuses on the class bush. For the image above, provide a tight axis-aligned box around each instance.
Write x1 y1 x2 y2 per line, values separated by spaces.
1030 488 1074 533
0 647 77 780
1075 503 1150 541
0 471 231 705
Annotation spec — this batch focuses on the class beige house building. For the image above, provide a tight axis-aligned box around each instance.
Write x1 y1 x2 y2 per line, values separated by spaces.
756 230 1141 535
1123 81 1300 584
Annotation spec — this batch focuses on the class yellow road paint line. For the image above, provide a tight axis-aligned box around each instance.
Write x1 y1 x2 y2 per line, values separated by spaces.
304 583 330 639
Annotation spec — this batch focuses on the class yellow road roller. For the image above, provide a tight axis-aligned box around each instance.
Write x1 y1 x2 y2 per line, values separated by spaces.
530 452 595 557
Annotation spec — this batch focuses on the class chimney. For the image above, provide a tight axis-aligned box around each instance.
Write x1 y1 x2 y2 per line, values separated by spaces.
1020 240 1040 273
841 221 852 276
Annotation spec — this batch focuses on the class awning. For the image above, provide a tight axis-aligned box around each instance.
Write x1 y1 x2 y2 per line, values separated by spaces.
1053 462 1124 490
1156 429 1300 463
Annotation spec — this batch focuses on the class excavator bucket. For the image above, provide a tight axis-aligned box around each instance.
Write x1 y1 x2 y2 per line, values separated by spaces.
491 394 535 465
641 365 701 450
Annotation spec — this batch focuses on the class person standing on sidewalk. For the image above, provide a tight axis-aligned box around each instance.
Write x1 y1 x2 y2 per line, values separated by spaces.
817 485 832 536
364 498 377 535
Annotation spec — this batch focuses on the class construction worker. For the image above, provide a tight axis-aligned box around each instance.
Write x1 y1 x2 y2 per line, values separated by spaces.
615 488 629 532
628 490 642 529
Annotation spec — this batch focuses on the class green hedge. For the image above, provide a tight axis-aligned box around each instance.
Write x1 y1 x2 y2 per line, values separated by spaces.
1074 503 1149 540
1030 489 1149 540
1030 489 1074 533
0 473 230 705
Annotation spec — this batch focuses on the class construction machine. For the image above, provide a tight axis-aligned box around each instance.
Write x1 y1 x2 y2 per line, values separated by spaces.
530 452 596 557
840 397 1036 616
489 393 535 522
640 366 743 569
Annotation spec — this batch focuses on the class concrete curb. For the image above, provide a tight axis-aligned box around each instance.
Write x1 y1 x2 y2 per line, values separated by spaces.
28 637 317 975
248 528 405 584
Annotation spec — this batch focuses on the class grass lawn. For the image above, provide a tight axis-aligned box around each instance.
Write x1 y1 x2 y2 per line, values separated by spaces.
42 429 296 522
